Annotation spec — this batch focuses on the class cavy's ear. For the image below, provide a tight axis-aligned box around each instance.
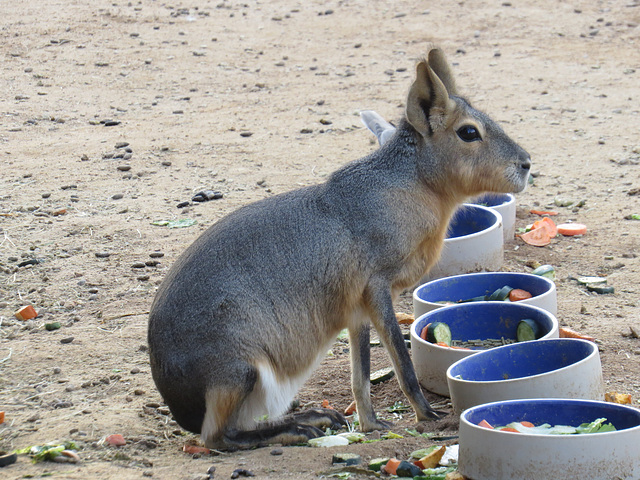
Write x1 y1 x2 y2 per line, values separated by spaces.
405 47 458 136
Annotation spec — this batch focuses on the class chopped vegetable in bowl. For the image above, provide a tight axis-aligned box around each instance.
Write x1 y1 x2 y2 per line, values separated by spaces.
479 418 616 435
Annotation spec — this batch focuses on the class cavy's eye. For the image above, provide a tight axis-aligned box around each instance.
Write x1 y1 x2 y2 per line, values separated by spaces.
456 125 482 142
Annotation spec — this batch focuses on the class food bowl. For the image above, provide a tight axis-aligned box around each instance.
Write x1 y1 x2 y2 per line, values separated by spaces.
458 398 640 480
447 338 604 414
473 193 516 242
413 271 557 319
410 302 559 396
424 204 503 281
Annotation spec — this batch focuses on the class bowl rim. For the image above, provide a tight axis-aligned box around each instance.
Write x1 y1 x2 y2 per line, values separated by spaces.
460 398 640 436
446 337 598 385
410 301 559 349
445 204 502 243
413 271 556 306
472 192 515 208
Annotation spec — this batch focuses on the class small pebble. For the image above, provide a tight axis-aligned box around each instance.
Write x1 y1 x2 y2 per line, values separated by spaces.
137 275 150 281
131 367 141 374
270 448 283 456
95 252 110 258
115 142 130 149
60 337 74 344
132 262 146 268
112 193 124 200
117 165 131 172
53 367 62 374
103 120 121 126
177 201 191 208
134 389 145 395
231 469 255 479
149 252 164 258
42 192 51 199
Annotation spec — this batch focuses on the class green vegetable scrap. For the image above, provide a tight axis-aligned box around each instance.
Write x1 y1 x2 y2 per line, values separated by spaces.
151 219 197 228
386 401 411 413
415 465 459 480
15 441 77 463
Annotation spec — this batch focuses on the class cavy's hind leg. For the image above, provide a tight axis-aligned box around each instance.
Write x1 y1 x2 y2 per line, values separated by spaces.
201 360 345 450
292 407 347 430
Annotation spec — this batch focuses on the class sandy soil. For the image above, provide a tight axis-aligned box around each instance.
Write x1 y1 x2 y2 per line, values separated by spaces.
1 0 639 478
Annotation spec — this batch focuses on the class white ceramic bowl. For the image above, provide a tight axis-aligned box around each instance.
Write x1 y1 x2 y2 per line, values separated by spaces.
473 193 516 242
423 204 503 282
459 398 640 480
446 338 604 414
410 302 559 396
413 271 557 319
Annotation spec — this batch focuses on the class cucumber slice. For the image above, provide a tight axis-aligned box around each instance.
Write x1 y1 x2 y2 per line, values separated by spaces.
532 264 556 280
370 367 395 385
586 285 614 294
459 295 487 303
487 285 514 301
368 458 390 472
426 322 452 346
517 319 541 342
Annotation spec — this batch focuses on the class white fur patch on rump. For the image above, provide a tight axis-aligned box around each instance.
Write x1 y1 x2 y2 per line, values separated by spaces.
201 341 334 444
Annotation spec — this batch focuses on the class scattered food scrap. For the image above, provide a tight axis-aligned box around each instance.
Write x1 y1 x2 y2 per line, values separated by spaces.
557 223 587 236
15 441 79 463
14 305 37 321
396 312 414 325
605 392 632 405
559 327 596 342
104 434 126 447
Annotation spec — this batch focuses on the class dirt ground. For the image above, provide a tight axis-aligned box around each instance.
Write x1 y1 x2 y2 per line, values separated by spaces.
1 0 639 478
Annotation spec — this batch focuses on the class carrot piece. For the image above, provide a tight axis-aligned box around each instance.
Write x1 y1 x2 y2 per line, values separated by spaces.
344 400 357 415
478 419 494 429
559 327 596 342
519 228 552 246
532 217 558 237
382 458 401 475
557 223 587 236
321 399 334 409
420 323 431 341
183 444 211 455
14 305 38 321
520 421 535 428
500 427 520 433
509 288 533 302
105 434 126 446
530 210 559 216
0 411 4 424
436 342 450 348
